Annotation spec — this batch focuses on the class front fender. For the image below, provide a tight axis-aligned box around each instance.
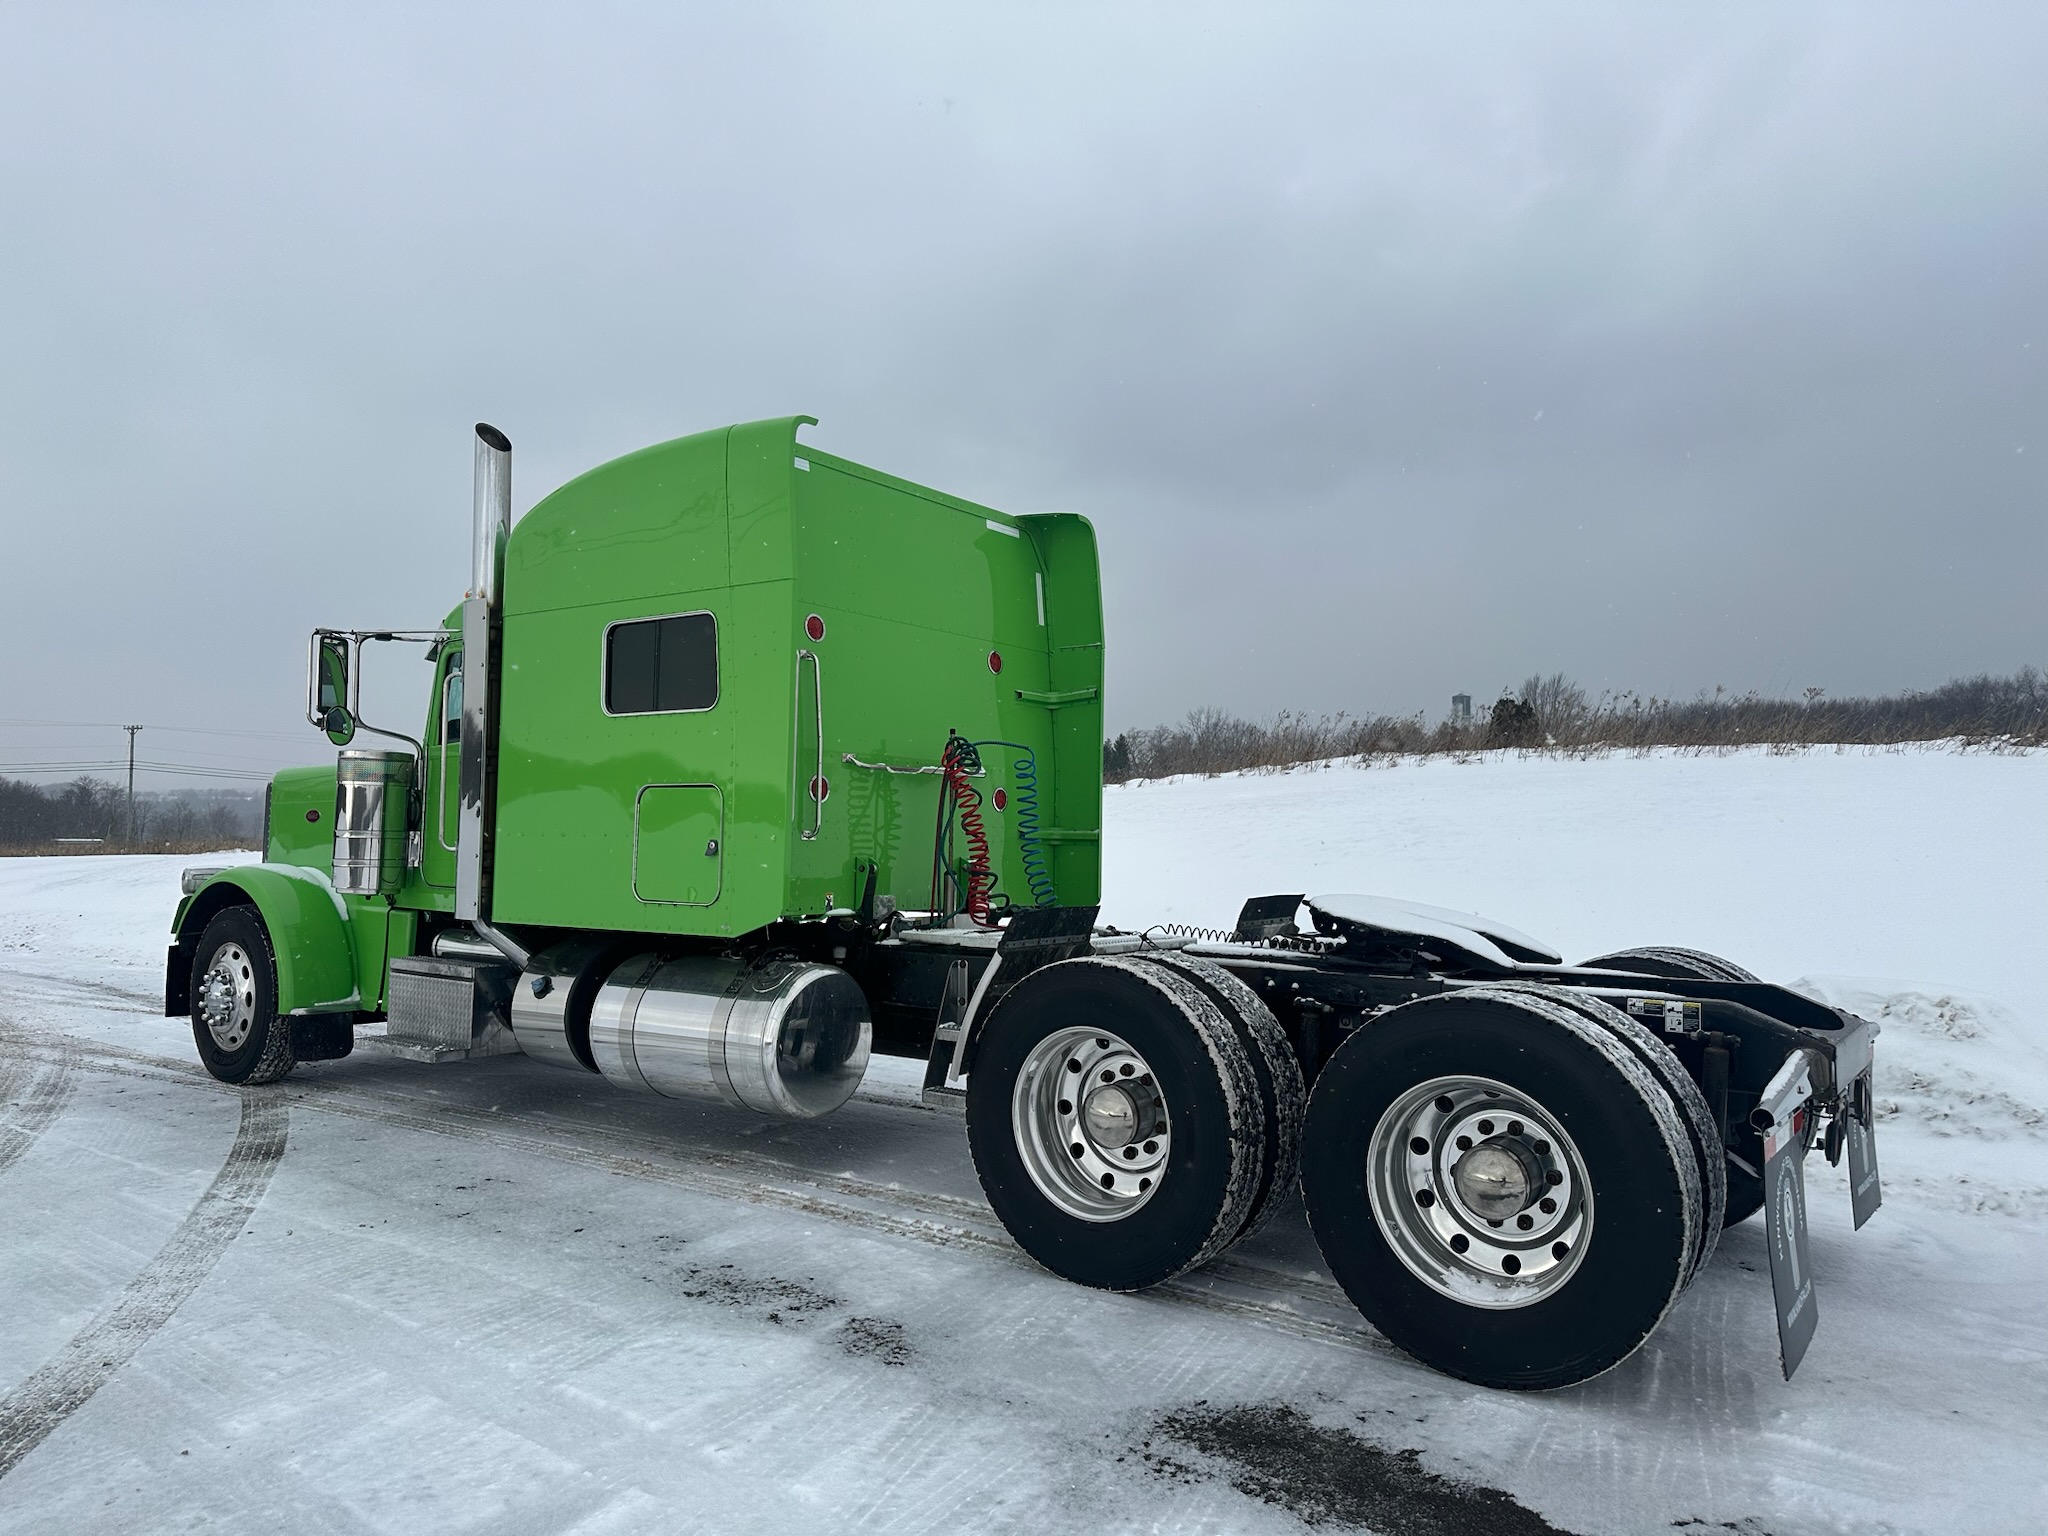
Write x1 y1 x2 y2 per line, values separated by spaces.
166 865 360 1018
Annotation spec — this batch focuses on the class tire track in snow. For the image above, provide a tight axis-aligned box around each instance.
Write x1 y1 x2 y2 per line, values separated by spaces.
0 1041 76 1177
1 1028 1380 1355
0 1091 288 1480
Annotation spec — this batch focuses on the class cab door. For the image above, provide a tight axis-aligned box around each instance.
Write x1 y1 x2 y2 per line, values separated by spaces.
422 645 462 889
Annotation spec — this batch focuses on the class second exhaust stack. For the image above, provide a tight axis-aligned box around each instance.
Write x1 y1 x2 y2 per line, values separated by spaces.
457 422 511 921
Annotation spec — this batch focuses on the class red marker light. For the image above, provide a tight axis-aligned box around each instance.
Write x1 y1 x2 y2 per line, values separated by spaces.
304 809 320 823
805 614 825 642
993 788 1007 811
809 775 831 802
988 651 1003 673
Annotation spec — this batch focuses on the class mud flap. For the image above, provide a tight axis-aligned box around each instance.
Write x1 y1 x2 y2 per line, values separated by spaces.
1764 1118 1817 1379
1844 1069 1883 1231
1756 1050 1821 1380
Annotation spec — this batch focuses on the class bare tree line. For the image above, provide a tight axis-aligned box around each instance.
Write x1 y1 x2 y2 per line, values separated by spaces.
1103 666 2047 783
0 777 261 854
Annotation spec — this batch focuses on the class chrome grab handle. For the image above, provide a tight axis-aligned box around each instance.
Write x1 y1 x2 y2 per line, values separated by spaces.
798 648 824 841
435 666 460 854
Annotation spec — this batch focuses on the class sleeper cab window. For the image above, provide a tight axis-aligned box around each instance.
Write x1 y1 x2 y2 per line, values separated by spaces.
605 611 718 715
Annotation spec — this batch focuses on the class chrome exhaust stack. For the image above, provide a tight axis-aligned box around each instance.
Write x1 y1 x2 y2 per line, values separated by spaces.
456 423 512 923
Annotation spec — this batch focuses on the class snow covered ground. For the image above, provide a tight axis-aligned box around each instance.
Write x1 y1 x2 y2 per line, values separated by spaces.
0 745 2043 1534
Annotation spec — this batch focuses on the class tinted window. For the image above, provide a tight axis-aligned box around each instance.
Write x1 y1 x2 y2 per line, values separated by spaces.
441 657 462 743
606 612 718 714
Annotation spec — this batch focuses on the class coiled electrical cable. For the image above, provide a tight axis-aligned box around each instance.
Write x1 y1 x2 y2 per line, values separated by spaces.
972 739 1057 909
932 735 997 926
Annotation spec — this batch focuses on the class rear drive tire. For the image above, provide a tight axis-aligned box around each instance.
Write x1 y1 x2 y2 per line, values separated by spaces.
190 906 296 1085
1578 946 1760 985
966 956 1265 1291
1494 984 1724 1285
1300 987 1698 1390
1139 951 1305 1245
1578 945 1764 1226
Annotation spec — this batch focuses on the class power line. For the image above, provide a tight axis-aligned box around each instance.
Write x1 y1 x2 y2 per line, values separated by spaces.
0 718 311 743
0 760 280 782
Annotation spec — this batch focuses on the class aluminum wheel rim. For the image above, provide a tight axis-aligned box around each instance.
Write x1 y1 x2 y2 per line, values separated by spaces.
1013 1026 1171 1222
1366 1074 1592 1309
197 941 257 1051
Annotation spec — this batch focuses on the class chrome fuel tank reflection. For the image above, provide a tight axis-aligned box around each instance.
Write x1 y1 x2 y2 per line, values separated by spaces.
587 954 871 1119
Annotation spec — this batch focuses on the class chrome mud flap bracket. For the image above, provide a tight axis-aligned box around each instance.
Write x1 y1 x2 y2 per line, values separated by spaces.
1754 1048 1821 1379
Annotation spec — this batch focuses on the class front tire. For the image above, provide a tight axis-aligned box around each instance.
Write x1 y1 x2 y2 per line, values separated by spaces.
965 956 1265 1291
190 906 296 1085
1300 988 1699 1390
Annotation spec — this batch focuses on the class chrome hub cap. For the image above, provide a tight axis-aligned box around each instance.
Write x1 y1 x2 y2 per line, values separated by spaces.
1014 1027 1170 1221
1366 1075 1592 1308
197 942 257 1051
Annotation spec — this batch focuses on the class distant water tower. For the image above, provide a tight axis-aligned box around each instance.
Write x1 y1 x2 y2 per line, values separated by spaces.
1451 693 1473 727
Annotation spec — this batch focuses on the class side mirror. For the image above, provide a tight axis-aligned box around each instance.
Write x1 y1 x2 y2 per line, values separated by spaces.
310 633 357 744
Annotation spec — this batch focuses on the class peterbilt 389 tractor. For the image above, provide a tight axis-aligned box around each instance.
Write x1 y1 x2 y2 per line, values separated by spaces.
167 419 1882 1390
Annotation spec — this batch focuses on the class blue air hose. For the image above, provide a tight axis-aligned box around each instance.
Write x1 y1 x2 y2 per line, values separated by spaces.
973 740 1057 908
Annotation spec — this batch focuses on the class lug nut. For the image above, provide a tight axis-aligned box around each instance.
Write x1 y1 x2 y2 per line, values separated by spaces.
1533 1139 1550 1156
1120 1063 1134 1077
1516 1214 1533 1230
1123 1147 1137 1160
1477 1119 1495 1135
1143 1140 1158 1154
1508 1119 1524 1136
1546 1169 1564 1186
1539 1197 1557 1215
1456 1135 1473 1152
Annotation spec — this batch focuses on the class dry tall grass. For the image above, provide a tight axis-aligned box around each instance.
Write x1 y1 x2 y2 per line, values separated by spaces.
1104 666 2047 783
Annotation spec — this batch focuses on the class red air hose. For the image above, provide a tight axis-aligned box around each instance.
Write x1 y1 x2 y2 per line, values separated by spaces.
942 747 997 926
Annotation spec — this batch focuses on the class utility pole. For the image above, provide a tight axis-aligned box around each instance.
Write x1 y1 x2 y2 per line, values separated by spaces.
123 725 142 848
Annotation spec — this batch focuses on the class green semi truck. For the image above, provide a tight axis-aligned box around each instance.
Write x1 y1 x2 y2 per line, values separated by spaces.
167 419 1882 1389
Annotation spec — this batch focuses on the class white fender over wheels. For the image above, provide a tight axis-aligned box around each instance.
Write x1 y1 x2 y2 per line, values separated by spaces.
1300 986 1706 1390
965 955 1273 1291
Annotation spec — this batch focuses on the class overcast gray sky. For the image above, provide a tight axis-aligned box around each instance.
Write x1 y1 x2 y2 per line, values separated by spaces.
3 4 2043 787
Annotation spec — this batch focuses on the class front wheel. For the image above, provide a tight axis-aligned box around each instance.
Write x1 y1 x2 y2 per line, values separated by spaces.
190 906 296 1085
1300 988 1701 1390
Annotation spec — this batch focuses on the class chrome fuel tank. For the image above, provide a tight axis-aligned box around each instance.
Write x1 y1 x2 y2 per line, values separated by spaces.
588 954 871 1119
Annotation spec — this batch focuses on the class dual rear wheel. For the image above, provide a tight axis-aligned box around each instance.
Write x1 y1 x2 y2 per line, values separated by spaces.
965 954 1301 1291
967 952 1737 1390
